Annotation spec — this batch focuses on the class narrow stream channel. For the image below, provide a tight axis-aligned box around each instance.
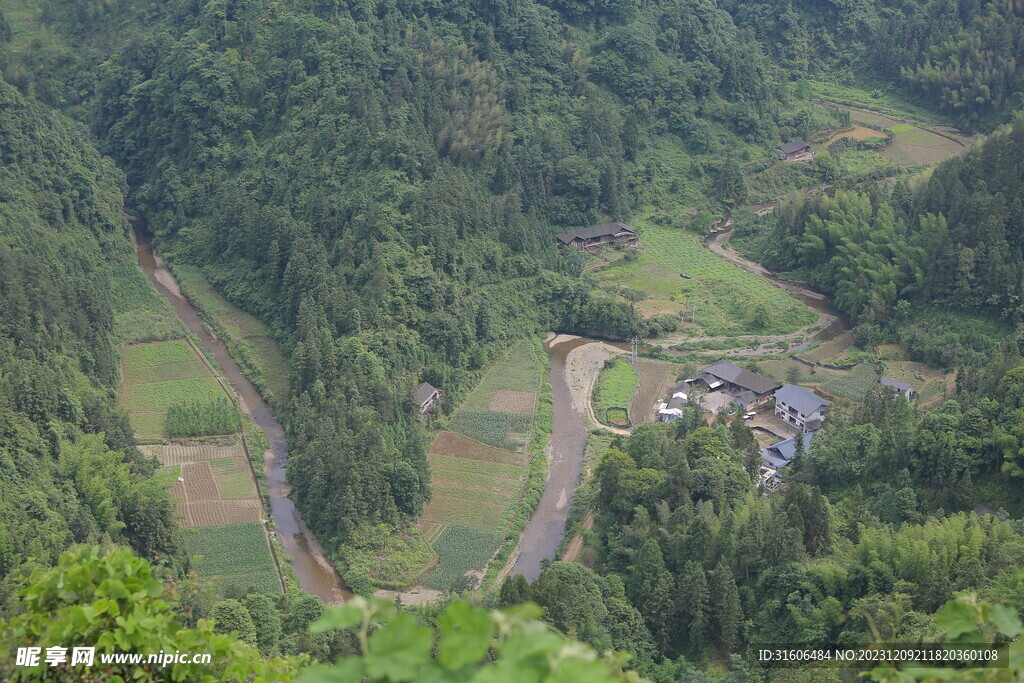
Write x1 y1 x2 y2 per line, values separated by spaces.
132 227 350 604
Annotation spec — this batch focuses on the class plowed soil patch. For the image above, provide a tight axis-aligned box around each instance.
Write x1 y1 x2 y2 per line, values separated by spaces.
488 390 536 414
181 461 220 501
428 430 526 466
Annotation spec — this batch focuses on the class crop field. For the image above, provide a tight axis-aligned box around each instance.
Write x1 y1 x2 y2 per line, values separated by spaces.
120 339 234 441
123 360 210 385
428 431 527 466
122 377 225 413
593 357 638 427
420 489 509 530
420 341 546 585
593 221 816 337
825 124 885 147
630 358 681 424
880 125 963 167
421 523 502 591
147 441 262 525
816 363 881 400
460 341 541 412
489 390 536 414
181 523 281 594
128 413 166 442
123 340 197 369
210 457 257 499
796 332 853 364
449 410 533 450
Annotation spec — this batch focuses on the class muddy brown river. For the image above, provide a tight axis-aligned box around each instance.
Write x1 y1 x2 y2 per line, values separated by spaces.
133 227 349 604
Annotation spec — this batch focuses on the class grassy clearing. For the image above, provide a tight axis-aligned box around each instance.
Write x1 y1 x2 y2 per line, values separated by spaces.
123 340 197 369
342 526 436 590
593 357 638 427
122 377 225 412
182 523 281 594
172 265 290 409
109 261 186 343
594 220 816 337
817 363 880 400
421 523 502 591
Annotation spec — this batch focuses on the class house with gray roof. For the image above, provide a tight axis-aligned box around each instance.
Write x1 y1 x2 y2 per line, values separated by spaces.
760 432 813 470
880 377 915 400
414 382 441 414
554 222 638 251
689 361 781 404
774 384 829 431
776 139 812 160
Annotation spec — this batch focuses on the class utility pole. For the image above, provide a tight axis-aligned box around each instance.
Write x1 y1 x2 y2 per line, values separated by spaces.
630 335 638 366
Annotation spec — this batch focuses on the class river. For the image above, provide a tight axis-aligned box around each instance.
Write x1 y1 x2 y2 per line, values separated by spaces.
132 227 350 604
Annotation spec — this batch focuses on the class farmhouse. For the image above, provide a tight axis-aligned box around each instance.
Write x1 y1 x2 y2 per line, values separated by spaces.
658 380 689 422
776 138 813 161
554 222 638 251
689 361 781 403
880 377 916 400
774 384 828 432
760 432 813 470
414 382 441 414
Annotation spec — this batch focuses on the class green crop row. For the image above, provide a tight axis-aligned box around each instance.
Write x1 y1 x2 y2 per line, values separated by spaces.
123 340 197 370
181 522 281 594
449 410 533 450
460 340 542 412
122 377 226 412
421 523 502 591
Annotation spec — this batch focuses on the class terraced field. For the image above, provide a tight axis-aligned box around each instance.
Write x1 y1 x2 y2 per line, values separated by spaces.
419 340 544 590
120 339 232 441
593 221 816 337
142 441 261 526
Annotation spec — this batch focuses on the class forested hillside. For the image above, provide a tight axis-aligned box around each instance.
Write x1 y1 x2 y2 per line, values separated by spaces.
4 0 1024 679
0 76 178 610
0 0 818 559
749 118 1024 363
506 416 1024 678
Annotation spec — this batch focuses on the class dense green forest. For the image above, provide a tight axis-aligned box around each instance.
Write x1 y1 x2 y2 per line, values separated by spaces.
502 414 1024 679
4 0 1019 566
744 118 1024 365
0 76 179 609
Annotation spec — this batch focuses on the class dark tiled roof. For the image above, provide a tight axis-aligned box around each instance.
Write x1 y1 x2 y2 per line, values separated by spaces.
699 360 781 395
775 384 829 414
554 222 635 243
778 139 810 154
881 378 913 393
414 382 438 406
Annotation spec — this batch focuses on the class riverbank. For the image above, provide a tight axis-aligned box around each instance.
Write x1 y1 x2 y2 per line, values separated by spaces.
132 228 349 604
